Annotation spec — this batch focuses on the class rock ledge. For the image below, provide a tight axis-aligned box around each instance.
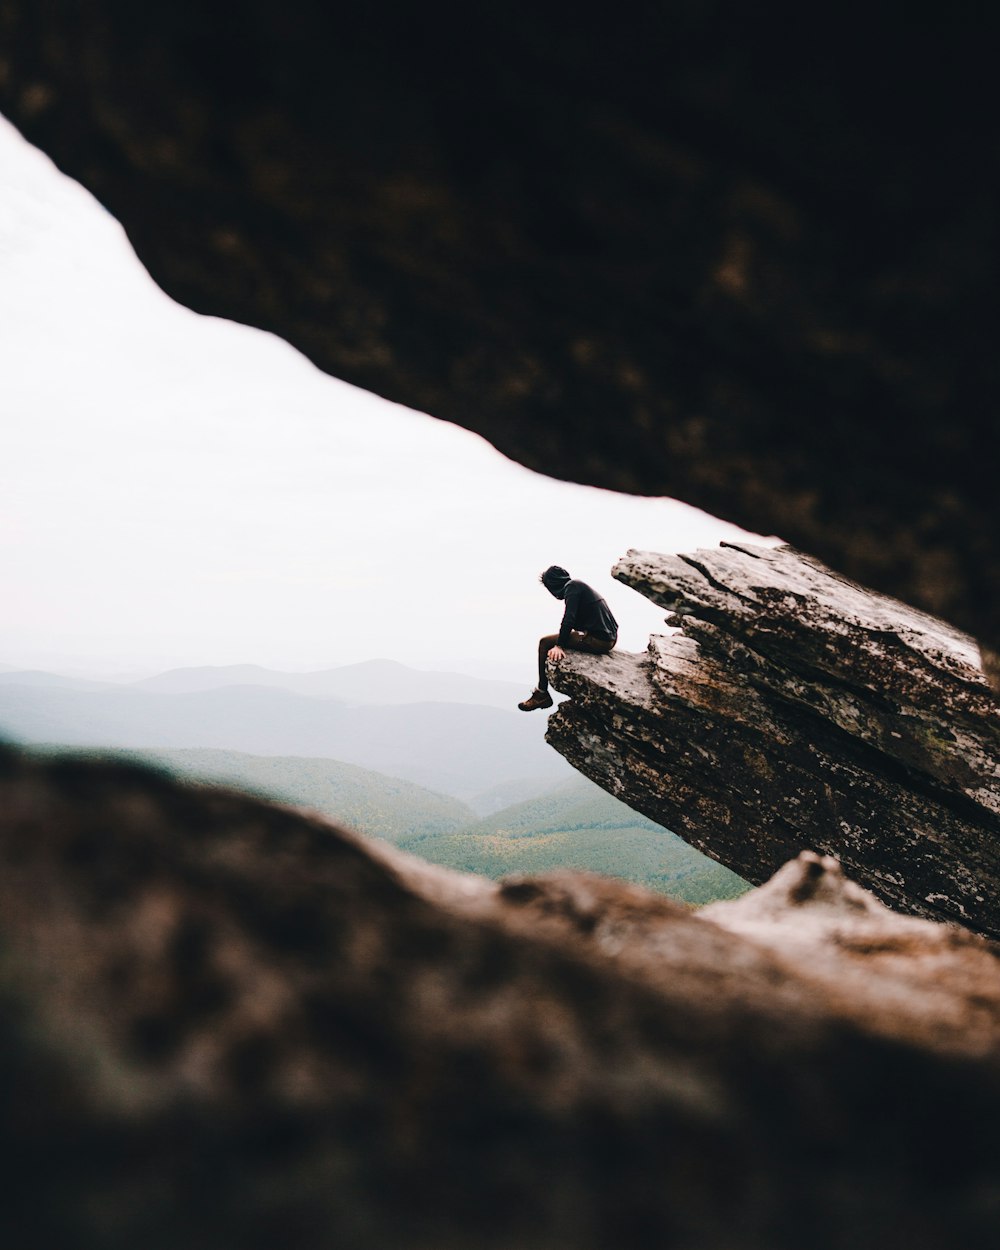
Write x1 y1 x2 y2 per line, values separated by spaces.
547 543 1000 937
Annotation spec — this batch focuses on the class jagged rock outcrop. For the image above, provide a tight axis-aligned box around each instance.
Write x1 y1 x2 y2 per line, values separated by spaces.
547 542 1000 937
4 743 1000 1249
1 5 999 658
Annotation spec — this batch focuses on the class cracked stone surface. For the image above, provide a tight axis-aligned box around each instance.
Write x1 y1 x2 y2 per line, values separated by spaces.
547 542 1000 938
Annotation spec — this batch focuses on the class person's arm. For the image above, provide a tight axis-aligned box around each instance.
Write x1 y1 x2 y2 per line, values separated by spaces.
557 582 583 647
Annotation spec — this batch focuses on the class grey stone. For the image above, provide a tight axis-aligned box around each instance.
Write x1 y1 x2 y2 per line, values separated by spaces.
547 543 1000 936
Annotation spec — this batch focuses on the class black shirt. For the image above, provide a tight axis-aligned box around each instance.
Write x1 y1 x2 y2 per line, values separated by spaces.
557 580 618 647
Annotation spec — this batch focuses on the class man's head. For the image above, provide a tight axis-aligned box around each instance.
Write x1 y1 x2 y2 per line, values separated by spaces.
540 566 571 599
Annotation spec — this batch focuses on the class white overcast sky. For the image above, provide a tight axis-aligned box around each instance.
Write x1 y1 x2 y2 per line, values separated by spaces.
0 114 773 682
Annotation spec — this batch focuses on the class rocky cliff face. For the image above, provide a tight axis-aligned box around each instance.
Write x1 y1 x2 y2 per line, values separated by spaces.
1 4 998 657
547 543 1000 937
4 744 1000 1249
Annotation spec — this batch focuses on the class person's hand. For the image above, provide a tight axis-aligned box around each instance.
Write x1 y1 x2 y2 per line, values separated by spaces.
547 645 565 663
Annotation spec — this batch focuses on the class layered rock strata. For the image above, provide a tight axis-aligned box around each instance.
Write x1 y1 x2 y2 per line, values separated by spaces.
547 543 1000 937
4 744 1000 1249
1 4 998 655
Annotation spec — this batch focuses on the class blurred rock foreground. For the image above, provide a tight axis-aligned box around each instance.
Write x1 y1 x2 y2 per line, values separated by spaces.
3 744 1000 1250
3 4 1000 1245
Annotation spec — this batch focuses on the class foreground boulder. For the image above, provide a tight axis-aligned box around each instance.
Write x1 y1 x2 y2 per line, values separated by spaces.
547 543 1000 938
3 743 1000 1248
1 4 998 657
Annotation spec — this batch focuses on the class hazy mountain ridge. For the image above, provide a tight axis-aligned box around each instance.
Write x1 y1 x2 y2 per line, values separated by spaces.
466 774 569 817
0 674 572 799
460 777 665 837
107 747 476 842
0 659 528 709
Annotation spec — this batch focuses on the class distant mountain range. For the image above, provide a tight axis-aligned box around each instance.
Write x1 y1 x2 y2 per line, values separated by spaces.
0 661 571 800
102 747 476 842
0 659 527 708
132 660 528 709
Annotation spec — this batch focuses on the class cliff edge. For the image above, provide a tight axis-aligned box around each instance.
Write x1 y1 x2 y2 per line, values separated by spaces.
547 542 1000 937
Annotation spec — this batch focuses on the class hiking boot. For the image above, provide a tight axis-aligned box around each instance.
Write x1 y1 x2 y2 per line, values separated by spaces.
518 688 554 712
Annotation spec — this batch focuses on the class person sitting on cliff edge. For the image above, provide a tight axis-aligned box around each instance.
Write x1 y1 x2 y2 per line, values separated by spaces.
518 566 619 711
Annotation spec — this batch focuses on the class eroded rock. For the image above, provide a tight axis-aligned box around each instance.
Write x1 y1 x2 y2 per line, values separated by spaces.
4 744 1000 1248
546 543 1000 937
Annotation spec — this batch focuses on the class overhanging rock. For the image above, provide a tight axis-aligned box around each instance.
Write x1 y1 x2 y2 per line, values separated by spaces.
2 5 999 657
546 543 1000 938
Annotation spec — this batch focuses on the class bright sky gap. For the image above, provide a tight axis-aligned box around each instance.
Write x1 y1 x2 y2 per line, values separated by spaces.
0 114 771 684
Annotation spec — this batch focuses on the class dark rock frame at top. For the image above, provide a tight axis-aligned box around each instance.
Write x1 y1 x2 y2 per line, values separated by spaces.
0 2 998 664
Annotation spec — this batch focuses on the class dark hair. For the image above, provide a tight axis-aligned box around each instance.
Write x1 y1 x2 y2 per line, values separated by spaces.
540 565 570 590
